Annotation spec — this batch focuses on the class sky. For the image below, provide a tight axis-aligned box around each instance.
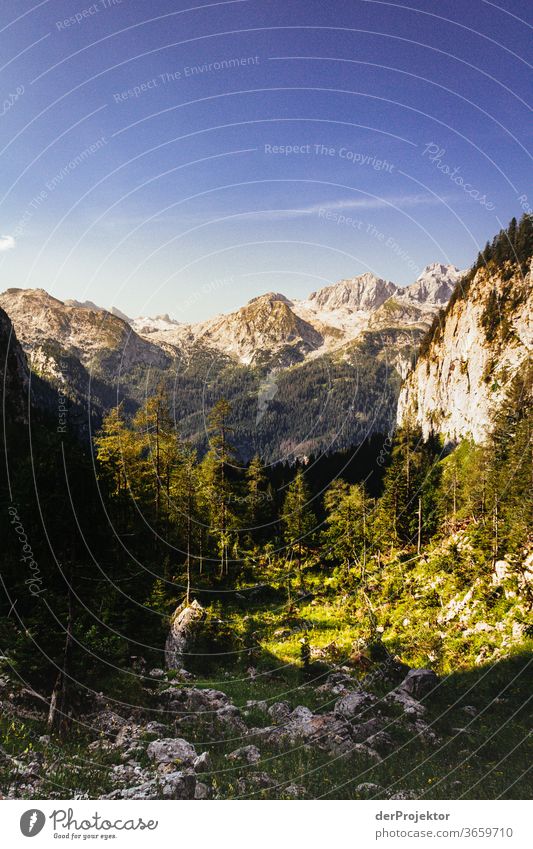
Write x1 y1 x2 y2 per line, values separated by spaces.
0 0 531 322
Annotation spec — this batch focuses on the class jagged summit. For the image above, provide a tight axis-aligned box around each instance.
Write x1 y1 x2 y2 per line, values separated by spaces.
398 263 464 306
307 272 397 312
247 292 291 306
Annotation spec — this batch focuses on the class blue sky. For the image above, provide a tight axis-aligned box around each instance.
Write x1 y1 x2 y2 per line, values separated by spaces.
0 0 531 321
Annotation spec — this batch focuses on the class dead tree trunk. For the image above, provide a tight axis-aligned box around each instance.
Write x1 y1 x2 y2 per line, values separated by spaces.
48 591 74 736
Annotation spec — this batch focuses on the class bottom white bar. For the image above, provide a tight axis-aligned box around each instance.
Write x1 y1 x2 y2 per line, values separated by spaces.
1 799 530 848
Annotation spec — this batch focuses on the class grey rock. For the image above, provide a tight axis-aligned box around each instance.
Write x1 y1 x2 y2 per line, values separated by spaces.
165 600 206 671
193 751 211 772
146 737 197 767
366 731 396 754
105 779 159 800
350 717 385 742
194 781 212 799
159 770 196 799
387 690 427 717
397 668 439 700
355 782 387 799
89 709 128 738
245 699 269 713
268 701 291 723
236 771 276 793
290 705 314 722
149 668 166 679
334 690 376 720
284 783 308 798
412 718 441 744
226 745 261 764
351 743 383 763
389 789 420 800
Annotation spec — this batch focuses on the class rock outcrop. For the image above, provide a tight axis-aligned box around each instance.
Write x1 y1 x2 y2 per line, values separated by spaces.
165 600 206 672
397 259 532 442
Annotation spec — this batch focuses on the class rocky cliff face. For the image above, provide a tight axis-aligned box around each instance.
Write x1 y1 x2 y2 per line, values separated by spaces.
0 288 171 419
0 289 168 374
0 306 31 425
397 260 532 442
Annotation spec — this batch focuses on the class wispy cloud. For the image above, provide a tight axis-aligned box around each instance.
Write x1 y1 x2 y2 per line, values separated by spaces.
251 194 448 221
0 235 15 252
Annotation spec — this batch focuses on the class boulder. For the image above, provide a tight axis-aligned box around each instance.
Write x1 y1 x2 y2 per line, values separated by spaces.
88 709 128 739
105 779 159 800
397 669 439 700
193 751 211 772
334 690 376 720
165 600 206 671
290 705 314 722
110 762 150 788
366 731 396 755
268 701 291 723
194 781 212 799
411 718 441 745
149 668 166 680
350 717 385 742
351 742 383 763
159 770 197 799
161 686 231 714
284 783 308 798
386 690 427 717
146 738 197 767
236 771 276 793
244 699 269 714
226 745 261 764
315 671 354 697
264 711 354 756
355 782 387 799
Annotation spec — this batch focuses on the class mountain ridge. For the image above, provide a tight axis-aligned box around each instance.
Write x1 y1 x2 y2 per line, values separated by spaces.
0 262 466 461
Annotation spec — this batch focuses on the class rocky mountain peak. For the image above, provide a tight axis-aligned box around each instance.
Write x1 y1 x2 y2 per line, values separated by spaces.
246 292 292 306
307 272 398 312
398 263 464 306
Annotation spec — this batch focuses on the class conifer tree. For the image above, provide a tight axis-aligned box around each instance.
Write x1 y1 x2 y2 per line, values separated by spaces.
282 469 316 587
201 399 240 577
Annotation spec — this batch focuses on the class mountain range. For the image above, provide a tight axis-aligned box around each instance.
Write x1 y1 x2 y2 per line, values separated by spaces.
126 263 462 366
1 239 530 462
0 263 462 461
